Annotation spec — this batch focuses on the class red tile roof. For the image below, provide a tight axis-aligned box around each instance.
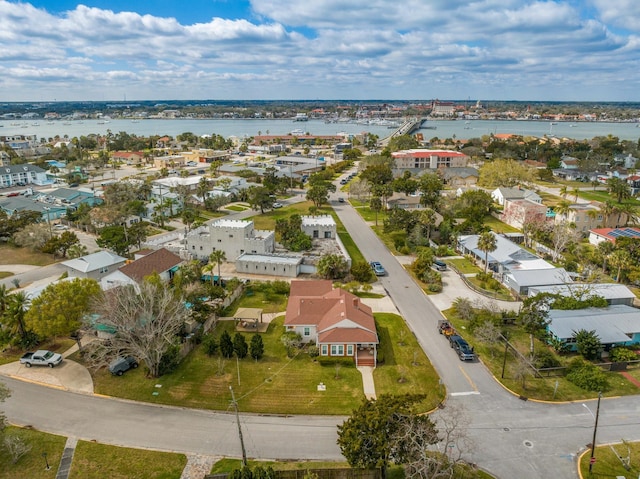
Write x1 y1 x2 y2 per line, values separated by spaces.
286 280 378 345
118 248 182 282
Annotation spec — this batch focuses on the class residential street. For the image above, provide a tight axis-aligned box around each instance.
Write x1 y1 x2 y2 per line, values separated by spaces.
1 179 640 479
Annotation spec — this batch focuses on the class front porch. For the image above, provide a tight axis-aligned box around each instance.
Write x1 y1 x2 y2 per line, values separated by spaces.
356 346 376 367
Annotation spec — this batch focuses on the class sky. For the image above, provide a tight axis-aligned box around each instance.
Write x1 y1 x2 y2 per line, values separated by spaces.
2 0 640 102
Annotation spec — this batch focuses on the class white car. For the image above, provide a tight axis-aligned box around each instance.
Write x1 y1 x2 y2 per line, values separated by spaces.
53 224 69 231
186 161 198 167
272 202 283 208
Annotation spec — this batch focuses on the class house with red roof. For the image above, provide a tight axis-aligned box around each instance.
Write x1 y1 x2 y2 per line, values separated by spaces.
100 247 183 291
112 151 145 165
285 280 379 367
589 227 640 245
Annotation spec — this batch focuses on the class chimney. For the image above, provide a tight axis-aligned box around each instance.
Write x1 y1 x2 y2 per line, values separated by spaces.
353 298 358 308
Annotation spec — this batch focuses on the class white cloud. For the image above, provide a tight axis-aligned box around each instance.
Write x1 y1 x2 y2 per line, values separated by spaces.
0 0 639 100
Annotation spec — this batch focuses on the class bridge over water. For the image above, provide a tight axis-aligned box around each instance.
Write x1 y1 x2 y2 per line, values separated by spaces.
379 117 427 146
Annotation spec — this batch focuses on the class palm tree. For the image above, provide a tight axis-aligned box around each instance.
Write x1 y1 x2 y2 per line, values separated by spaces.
559 185 568 199
4 291 30 343
571 187 580 202
599 200 616 227
477 231 497 274
418 208 436 241
597 241 615 273
208 249 227 286
608 249 631 283
606 177 631 204
554 200 572 220
196 177 210 203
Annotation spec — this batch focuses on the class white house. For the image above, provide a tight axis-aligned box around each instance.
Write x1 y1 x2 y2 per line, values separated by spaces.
62 251 127 281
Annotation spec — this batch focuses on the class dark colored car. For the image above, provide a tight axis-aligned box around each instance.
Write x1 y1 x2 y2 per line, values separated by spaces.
338 197 345 203
108 356 138 376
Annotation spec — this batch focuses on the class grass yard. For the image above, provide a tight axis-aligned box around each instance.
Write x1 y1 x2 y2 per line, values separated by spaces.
225 204 250 211
373 313 444 409
0 271 14 279
444 310 640 402
69 441 186 479
210 458 352 474
91 313 443 415
446 258 481 275
0 427 67 479
483 216 520 234
0 244 55 266
579 440 640 479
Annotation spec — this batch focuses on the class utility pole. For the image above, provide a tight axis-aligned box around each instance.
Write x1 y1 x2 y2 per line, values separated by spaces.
588 392 602 474
229 386 247 466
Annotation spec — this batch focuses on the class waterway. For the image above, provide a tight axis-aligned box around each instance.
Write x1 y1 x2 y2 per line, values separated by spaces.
1 118 640 142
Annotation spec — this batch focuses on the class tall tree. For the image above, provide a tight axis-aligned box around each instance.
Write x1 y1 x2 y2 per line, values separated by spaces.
89 281 190 377
606 177 631 203
233 332 248 359
2 292 31 346
250 333 264 361
337 394 426 479
209 250 227 286
25 278 101 340
477 232 497 274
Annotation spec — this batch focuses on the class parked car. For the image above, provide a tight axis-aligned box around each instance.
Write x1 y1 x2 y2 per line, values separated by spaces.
53 224 69 231
272 202 283 208
186 161 198 167
6 192 20 197
370 261 386 276
108 356 138 376
433 260 447 271
338 197 345 203
20 350 63 368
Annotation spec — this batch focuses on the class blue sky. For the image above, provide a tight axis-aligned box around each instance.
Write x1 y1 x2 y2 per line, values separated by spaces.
2 0 640 102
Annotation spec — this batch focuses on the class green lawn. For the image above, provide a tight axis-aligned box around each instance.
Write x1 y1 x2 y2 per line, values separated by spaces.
579 440 640 479
0 427 67 479
225 204 250 211
483 216 520 234
69 441 186 479
0 244 55 267
0 271 14 279
446 258 481 275
91 313 443 415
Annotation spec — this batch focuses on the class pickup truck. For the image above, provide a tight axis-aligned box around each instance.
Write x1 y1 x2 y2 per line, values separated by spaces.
448 335 476 361
20 350 63 368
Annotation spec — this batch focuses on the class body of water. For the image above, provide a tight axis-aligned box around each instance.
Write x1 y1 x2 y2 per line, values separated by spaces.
1 117 640 143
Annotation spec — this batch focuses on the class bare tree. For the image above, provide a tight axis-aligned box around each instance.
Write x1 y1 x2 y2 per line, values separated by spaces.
550 222 579 263
3 434 32 464
89 281 190 377
474 321 501 358
393 403 476 479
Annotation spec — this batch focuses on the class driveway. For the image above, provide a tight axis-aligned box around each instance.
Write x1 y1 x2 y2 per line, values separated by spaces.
0 348 93 395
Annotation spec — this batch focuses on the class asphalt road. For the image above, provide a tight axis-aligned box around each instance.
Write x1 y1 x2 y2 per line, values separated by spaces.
2 175 640 478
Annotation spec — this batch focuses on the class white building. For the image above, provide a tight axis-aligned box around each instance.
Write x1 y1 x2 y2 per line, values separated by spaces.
186 219 275 262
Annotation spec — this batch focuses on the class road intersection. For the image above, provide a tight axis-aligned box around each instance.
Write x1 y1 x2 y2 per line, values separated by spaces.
2 179 640 478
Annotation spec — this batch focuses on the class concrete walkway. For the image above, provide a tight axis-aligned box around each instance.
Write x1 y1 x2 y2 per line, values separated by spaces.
180 455 221 479
357 366 376 400
55 437 78 479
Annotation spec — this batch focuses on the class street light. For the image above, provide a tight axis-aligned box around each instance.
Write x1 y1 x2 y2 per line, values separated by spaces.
42 451 50 470
582 392 602 474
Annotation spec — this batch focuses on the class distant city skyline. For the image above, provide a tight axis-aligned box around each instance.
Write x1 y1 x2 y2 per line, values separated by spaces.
2 0 640 102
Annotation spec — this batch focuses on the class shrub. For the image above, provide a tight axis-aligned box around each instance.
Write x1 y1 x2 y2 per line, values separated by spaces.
565 358 610 392
308 345 320 359
609 347 638 363
158 344 181 376
533 349 561 369
351 261 374 283
202 334 218 356
398 245 411 255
